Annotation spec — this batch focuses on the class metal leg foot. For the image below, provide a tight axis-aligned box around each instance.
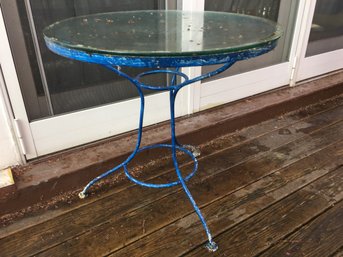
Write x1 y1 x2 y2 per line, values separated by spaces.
205 241 218 252
78 191 87 199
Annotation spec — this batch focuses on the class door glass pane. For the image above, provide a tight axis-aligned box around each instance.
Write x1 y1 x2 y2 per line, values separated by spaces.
306 0 343 57
202 0 299 81
6 0 178 121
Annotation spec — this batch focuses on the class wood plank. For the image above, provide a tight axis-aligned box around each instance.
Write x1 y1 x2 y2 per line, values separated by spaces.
186 168 343 257
110 149 343 257
0 95 318 232
331 248 343 257
1 94 342 236
260 201 343 257
39 137 343 256
238 95 343 139
5 116 343 256
1 103 342 256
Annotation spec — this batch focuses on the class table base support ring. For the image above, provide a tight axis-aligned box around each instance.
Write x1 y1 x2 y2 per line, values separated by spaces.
123 143 198 188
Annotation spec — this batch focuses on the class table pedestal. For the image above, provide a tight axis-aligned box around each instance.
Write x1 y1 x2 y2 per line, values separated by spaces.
77 63 241 251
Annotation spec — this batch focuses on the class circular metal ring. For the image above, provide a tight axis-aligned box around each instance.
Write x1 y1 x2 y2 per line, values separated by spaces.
123 144 198 188
135 70 189 91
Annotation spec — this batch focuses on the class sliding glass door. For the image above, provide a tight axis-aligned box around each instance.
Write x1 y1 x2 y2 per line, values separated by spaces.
297 0 343 81
1 0 341 160
11 0 175 120
1 0 188 158
198 0 299 111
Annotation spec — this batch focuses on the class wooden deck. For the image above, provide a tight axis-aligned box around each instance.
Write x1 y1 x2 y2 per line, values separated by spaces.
1 94 343 257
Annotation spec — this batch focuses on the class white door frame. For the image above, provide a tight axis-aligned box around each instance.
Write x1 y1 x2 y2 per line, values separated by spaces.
1 0 341 160
181 0 204 114
297 49 343 81
0 7 37 160
30 92 188 157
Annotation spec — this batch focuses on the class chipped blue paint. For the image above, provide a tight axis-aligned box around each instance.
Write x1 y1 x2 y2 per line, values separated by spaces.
45 39 277 68
46 36 279 253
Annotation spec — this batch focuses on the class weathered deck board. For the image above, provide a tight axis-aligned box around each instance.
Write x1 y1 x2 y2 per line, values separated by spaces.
0 96 342 257
38 122 343 257
1 96 341 239
186 167 343 257
260 200 343 257
110 146 343 257
331 248 343 257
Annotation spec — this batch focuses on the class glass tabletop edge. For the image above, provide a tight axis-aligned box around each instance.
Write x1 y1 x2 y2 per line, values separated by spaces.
43 10 283 58
44 32 281 59
44 36 279 68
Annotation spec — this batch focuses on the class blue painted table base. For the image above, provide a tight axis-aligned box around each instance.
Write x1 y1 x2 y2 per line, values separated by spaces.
74 41 277 252
78 64 231 252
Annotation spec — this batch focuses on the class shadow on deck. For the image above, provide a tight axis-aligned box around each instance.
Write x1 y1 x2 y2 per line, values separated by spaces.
0 92 343 256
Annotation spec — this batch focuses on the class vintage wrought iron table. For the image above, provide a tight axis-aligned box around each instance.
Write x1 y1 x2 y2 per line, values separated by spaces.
44 10 281 252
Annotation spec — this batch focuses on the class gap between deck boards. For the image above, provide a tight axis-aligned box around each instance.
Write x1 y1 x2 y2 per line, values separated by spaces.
30 114 343 255
0 95 342 257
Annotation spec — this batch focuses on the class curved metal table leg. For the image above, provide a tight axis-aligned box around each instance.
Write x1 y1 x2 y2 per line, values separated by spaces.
78 62 236 252
170 89 218 252
78 65 145 198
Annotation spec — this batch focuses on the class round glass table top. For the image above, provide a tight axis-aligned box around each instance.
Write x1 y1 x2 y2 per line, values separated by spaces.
43 10 282 58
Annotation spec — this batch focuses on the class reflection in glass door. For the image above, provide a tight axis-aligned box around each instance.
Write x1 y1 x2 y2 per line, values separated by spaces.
198 0 299 111
4 0 175 121
306 0 343 57
2 0 186 157
297 0 343 81
203 0 288 79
